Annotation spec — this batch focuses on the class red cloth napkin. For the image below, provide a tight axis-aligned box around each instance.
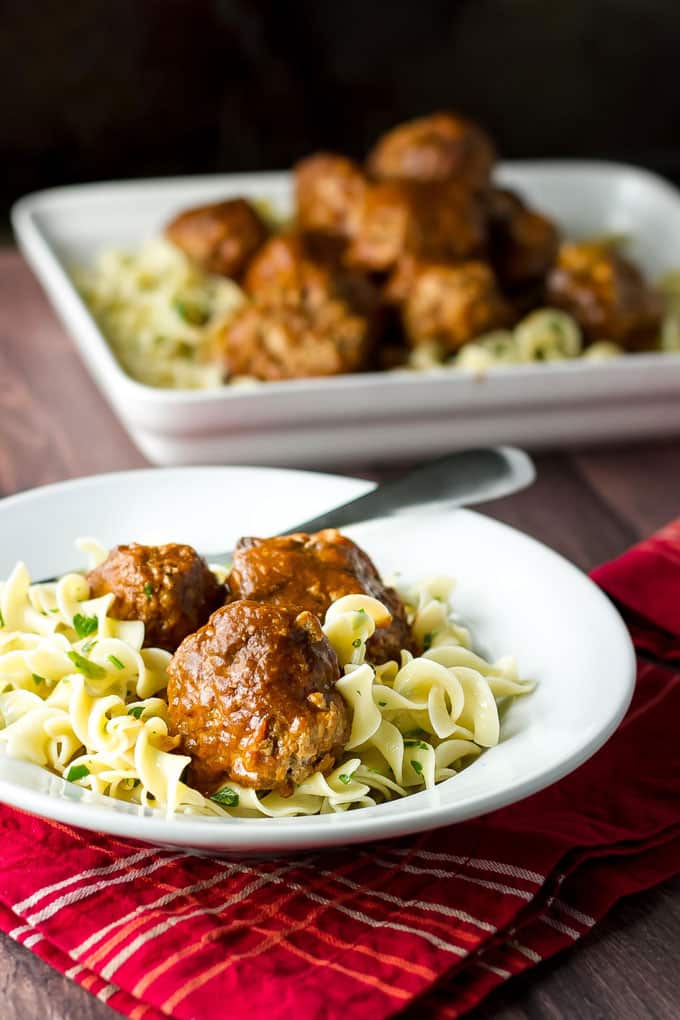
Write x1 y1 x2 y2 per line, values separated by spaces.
1 525 679 1020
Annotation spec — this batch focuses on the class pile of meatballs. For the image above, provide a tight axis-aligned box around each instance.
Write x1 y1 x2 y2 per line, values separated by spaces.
164 111 663 381
87 532 412 797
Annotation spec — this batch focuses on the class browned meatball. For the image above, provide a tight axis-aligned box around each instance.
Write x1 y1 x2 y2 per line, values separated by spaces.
345 180 486 273
486 188 560 290
403 260 515 351
227 530 413 664
213 298 372 380
367 112 496 191
87 544 223 652
215 234 378 380
165 198 268 277
167 601 348 795
546 242 663 348
295 153 365 243
244 234 377 313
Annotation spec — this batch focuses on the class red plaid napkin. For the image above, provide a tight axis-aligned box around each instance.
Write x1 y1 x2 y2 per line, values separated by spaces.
1 524 679 1020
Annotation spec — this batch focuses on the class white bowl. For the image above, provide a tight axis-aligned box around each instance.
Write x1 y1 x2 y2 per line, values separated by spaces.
0 466 635 854
11 162 680 467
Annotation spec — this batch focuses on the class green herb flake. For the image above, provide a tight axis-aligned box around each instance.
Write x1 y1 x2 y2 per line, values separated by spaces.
405 740 431 750
422 632 436 651
66 764 90 783
378 700 387 707
352 638 362 648
67 651 106 679
73 613 98 639
81 639 98 654
338 772 356 785
210 787 240 807
173 299 209 326
127 705 144 719
108 654 125 670
410 759 424 776
31 673 46 686
0 609 4 628
49 608 60 614
144 582 154 600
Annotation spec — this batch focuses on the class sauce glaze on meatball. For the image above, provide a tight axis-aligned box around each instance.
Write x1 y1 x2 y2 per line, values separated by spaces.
366 111 496 191
227 529 412 664
486 187 560 291
167 601 348 795
165 198 268 278
546 242 663 348
402 260 515 351
214 235 378 380
87 543 224 652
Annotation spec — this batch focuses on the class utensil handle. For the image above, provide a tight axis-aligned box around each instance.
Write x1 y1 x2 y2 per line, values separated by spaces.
280 447 535 535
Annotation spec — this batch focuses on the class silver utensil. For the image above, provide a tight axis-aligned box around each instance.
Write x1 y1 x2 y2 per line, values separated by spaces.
207 447 534 564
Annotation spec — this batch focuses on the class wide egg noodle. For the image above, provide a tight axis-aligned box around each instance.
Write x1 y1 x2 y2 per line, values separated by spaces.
0 542 534 819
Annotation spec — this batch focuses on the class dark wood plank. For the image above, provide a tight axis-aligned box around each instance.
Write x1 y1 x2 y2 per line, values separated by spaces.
0 250 145 497
471 876 680 1020
574 442 680 538
0 249 678 1019
0 939 124 1020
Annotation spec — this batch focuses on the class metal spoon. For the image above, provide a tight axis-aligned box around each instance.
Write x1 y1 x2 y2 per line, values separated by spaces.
206 447 534 564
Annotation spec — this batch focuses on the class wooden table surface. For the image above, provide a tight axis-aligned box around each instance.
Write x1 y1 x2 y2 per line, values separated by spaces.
0 248 679 1019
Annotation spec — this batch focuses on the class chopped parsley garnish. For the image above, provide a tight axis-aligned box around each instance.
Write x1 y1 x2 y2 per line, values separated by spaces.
0 609 4 627
338 771 356 785
81 639 97 654
73 613 98 639
108 654 125 670
127 705 144 719
357 608 368 615
410 760 424 776
143 582 154 600
31 673 46 686
352 638 362 648
67 651 106 679
422 632 436 651
378 700 387 707
404 739 430 750
210 787 240 807
173 299 209 326
66 764 90 783
49 608 60 614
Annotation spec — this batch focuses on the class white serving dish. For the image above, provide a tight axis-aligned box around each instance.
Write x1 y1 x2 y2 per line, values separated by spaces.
0 466 635 853
12 162 680 467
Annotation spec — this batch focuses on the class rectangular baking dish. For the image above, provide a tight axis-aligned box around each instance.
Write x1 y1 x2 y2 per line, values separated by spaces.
12 162 680 466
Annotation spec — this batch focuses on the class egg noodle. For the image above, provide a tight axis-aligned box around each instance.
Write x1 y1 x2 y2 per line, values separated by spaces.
73 238 245 389
75 236 680 390
0 542 533 819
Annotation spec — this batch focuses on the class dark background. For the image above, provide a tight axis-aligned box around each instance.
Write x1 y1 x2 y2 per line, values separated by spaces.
2 0 680 227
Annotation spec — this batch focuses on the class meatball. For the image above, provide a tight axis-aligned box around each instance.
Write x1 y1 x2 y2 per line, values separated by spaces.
295 153 365 243
366 112 496 191
227 530 412 664
167 601 349 794
345 180 486 273
165 198 267 278
486 188 560 290
215 235 378 380
213 298 373 380
403 260 515 351
243 234 331 302
244 234 377 314
86 543 223 652
546 242 663 348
